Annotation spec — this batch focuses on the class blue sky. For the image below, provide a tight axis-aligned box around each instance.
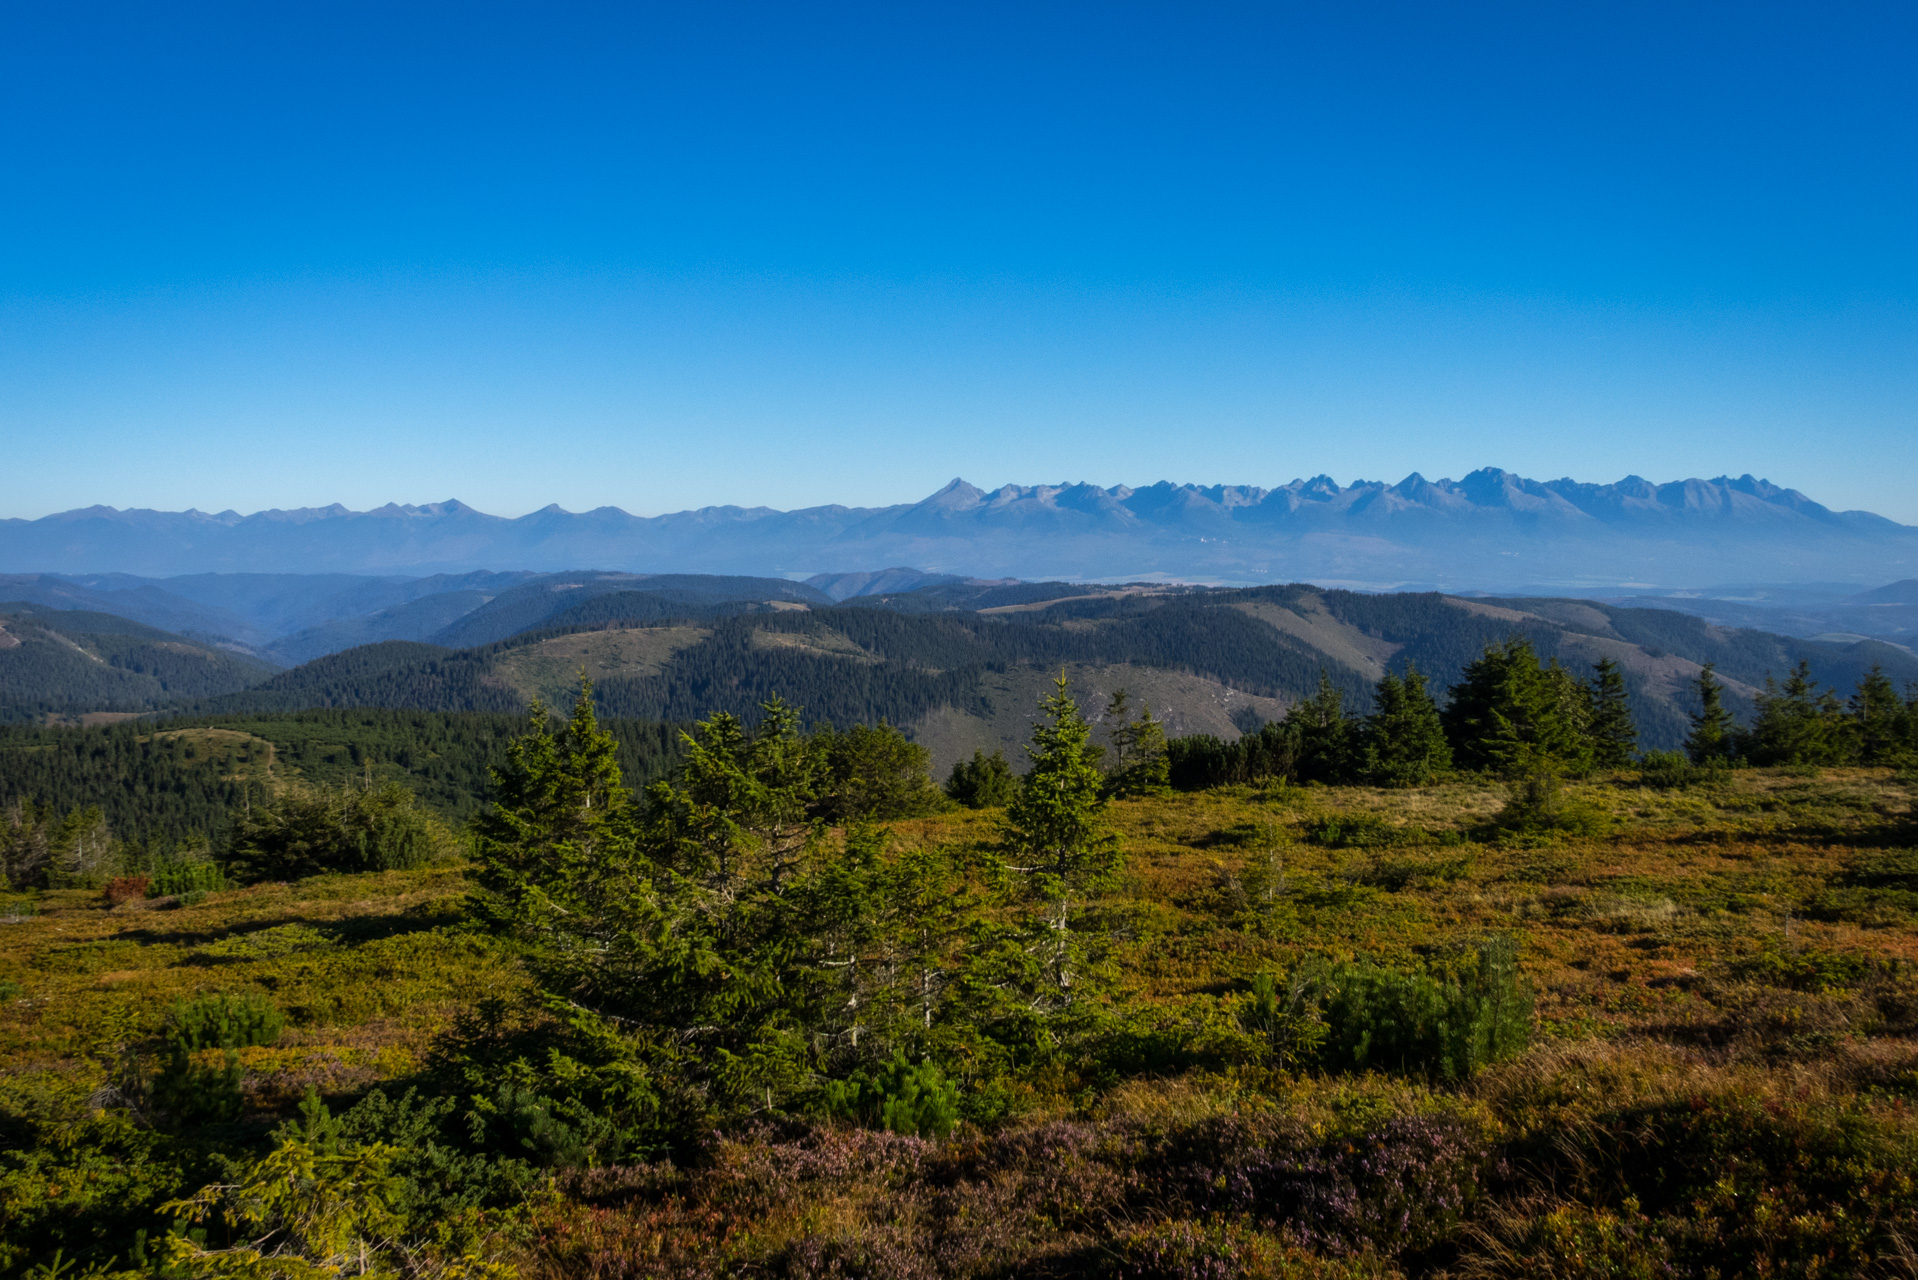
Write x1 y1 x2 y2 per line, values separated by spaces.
3 2 1915 521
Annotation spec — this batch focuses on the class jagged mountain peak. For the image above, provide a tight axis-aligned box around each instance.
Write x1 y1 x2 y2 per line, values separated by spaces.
3 472 1910 587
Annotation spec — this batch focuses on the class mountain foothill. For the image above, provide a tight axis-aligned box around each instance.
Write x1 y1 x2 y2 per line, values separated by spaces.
4 566 1915 773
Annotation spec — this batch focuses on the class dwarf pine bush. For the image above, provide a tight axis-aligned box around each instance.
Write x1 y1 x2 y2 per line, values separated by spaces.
151 991 284 1123
824 1051 961 1139
147 859 227 897
1314 937 1532 1080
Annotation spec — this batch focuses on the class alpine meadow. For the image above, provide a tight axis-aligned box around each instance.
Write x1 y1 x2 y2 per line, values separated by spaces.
5 587 1918 1274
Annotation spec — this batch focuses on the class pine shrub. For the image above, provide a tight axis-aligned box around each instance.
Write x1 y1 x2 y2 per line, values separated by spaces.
1314 937 1532 1080
151 992 284 1124
147 859 226 897
823 1052 961 1139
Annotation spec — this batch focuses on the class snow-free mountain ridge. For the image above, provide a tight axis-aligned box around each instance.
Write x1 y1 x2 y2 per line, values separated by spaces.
4 470 1913 588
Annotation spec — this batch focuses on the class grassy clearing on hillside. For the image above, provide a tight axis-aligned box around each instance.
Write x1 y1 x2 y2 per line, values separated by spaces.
4 768 1917 1275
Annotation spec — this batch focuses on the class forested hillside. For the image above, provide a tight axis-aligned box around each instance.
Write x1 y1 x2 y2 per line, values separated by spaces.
183 584 1918 766
0 606 276 722
0 710 686 850
7 582 1913 781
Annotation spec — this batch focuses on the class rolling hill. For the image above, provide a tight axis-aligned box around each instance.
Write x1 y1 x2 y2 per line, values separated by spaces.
184 582 1918 771
0 604 279 723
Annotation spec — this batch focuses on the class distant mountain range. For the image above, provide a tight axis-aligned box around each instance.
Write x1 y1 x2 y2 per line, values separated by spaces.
6 470 1916 588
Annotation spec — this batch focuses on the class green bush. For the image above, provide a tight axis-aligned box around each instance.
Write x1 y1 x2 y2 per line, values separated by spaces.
150 992 284 1124
1314 937 1533 1080
147 859 226 897
1638 750 1728 791
822 1051 961 1139
946 749 1016 809
230 781 445 881
1492 768 1611 839
1305 813 1413 849
1239 970 1329 1067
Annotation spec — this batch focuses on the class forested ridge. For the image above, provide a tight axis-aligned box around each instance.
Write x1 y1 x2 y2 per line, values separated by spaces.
9 583 1914 759
0 710 687 852
182 585 1918 753
0 606 276 721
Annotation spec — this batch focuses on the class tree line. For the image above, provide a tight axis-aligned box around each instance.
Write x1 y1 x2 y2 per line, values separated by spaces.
1683 660 1918 769
1154 638 1918 792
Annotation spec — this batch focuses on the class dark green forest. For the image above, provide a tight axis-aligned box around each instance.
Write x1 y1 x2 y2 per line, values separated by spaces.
0 607 275 721
0 710 687 853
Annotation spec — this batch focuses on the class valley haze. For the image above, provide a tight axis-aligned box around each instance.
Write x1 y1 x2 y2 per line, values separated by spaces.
6 469 1916 590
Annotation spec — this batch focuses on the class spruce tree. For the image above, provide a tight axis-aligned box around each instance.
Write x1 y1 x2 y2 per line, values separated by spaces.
472 684 633 926
1584 657 1638 769
1684 663 1737 765
999 673 1122 1012
1362 664 1451 787
1851 666 1917 765
946 749 1016 809
1443 637 1593 776
1285 671 1358 784
1746 661 1848 766
1103 688 1170 796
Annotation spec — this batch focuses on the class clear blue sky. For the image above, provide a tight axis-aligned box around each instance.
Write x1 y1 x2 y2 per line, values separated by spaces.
3 2 1914 521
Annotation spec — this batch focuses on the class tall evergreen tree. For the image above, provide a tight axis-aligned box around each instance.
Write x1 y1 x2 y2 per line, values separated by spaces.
998 673 1122 1015
471 686 634 929
1851 666 1917 766
1362 664 1451 787
1285 671 1358 784
1442 637 1593 776
1103 688 1171 797
1684 663 1737 766
817 721 945 821
1583 657 1638 769
1745 661 1848 766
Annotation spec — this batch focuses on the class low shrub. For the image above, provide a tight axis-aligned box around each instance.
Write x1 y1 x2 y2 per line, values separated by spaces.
1306 814 1414 849
823 1051 961 1139
1114 1219 1395 1278
1147 1110 1492 1255
1636 750 1698 790
1315 938 1533 1080
1240 971 1329 1068
1730 943 1881 992
151 991 285 1124
1491 770 1611 839
146 859 227 897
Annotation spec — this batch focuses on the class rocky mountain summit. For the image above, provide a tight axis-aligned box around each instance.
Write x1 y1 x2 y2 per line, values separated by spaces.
5 470 1912 588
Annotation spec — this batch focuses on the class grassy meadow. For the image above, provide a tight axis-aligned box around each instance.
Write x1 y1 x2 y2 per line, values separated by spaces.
4 761 1917 1277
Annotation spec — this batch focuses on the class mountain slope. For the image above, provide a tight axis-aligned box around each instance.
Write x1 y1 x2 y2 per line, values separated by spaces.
186 583 1918 770
5 471 1913 588
0 605 280 722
